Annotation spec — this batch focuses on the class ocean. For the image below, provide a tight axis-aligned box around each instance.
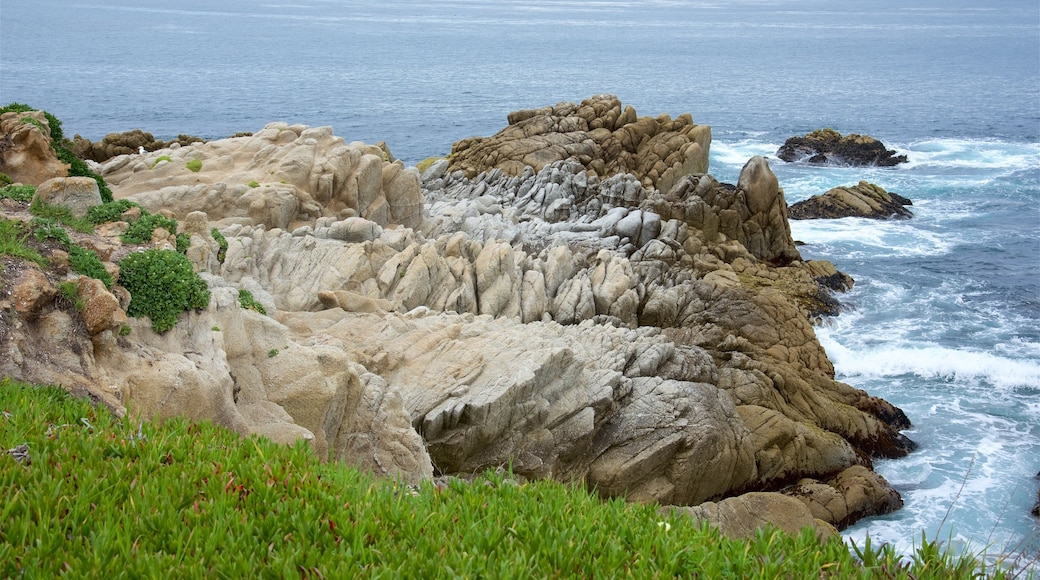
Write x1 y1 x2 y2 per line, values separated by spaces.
3 0 1038 566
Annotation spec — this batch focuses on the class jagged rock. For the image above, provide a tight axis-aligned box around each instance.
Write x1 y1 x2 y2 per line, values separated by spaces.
789 180 913 220
73 129 205 163
664 492 837 540
1033 471 1040 518
0 111 68 185
776 128 908 166
101 122 423 230
34 177 103 218
646 157 802 265
781 465 903 530
448 95 711 193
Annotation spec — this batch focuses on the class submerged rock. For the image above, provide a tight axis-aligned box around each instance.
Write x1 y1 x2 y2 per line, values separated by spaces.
789 180 913 220
777 128 908 167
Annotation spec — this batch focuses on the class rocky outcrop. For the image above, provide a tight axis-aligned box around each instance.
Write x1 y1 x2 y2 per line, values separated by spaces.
789 181 913 220
663 492 837 540
101 123 423 230
73 129 206 163
1033 471 1039 518
448 95 711 194
777 129 908 167
0 104 917 535
0 112 68 185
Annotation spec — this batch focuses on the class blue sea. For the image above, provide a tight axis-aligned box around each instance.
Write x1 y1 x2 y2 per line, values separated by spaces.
3 0 1038 567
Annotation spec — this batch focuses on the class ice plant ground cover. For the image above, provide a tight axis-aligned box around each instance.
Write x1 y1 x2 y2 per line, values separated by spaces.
0 379 1023 578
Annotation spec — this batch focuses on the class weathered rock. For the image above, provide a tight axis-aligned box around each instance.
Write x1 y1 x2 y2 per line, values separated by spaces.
0 111 68 185
101 123 423 231
448 95 710 193
789 180 913 220
664 492 838 540
10 265 55 316
76 276 127 335
646 157 802 265
776 128 908 167
782 465 903 529
34 177 103 218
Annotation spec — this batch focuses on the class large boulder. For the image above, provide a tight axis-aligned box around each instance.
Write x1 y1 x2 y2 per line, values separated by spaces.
788 181 913 220
448 94 711 193
0 111 68 185
664 492 837 540
34 177 103 218
777 128 907 167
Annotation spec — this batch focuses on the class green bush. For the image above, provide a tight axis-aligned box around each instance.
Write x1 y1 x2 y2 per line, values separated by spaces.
121 212 178 245
68 245 113 288
247 180 260 188
0 184 36 202
87 199 141 225
55 280 84 311
211 228 228 263
0 172 12 186
150 155 173 168
31 217 72 247
238 288 267 315
119 248 210 333
185 158 202 173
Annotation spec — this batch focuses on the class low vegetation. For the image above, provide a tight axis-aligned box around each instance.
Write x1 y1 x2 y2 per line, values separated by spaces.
238 288 267 315
0 380 1024 578
186 158 202 173
118 248 210 333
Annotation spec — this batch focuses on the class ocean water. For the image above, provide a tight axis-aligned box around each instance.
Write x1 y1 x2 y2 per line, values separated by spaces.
3 0 1038 567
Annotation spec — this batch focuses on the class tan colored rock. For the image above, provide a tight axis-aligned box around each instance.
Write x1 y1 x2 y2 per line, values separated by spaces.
0 111 68 185
76 276 126 335
10 265 55 315
103 123 423 231
34 177 103 218
665 492 838 540
448 95 710 192
783 465 903 529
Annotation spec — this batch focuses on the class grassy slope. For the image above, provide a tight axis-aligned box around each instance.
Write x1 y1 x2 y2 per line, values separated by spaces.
0 379 1020 579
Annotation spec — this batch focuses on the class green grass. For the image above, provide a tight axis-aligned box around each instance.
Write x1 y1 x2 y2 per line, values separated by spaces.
0 184 36 202
0 379 1024 579
28 198 93 233
0 218 45 267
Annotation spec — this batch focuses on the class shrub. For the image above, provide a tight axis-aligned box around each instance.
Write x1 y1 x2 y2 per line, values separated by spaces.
150 155 173 168
247 180 260 188
121 212 178 245
237 289 267 315
87 199 141 225
211 228 228 263
31 218 72 247
185 158 202 173
119 248 210 333
176 232 190 254
0 172 12 186
0 184 36 202
68 245 113 288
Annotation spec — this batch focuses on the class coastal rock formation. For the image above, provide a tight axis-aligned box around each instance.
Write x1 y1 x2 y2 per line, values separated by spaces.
0 103 917 535
788 181 913 220
101 122 423 230
0 111 68 185
73 129 206 163
663 492 837 540
776 129 908 167
448 94 711 194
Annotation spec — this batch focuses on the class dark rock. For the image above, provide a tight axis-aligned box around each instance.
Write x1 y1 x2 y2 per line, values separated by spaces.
777 128 907 167
73 130 206 163
789 181 913 220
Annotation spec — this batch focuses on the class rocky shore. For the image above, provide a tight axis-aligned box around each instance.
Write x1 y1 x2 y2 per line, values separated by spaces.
0 96 915 537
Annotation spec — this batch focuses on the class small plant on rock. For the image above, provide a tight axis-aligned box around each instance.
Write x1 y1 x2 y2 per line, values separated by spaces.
118 248 210 333
185 159 202 173
121 212 178 245
87 199 141 225
150 155 173 168
211 228 228 263
237 289 267 315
